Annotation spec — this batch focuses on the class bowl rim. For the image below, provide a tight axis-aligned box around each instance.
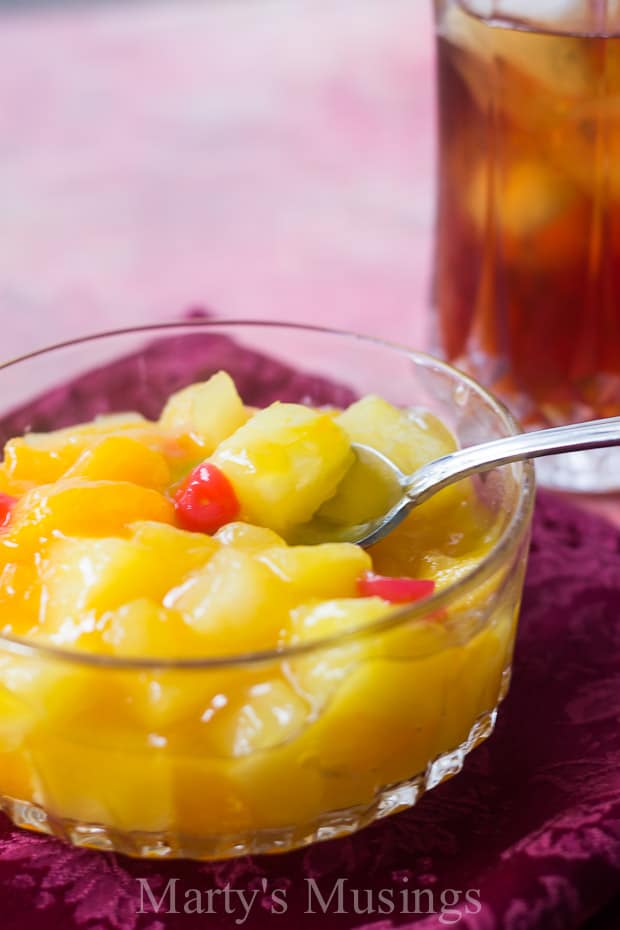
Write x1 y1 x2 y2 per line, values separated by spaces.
0 320 536 669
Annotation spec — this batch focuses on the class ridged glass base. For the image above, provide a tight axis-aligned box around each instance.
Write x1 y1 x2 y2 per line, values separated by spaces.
534 447 620 493
0 707 499 860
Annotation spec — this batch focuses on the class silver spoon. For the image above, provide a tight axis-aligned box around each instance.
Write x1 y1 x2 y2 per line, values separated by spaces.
295 416 620 548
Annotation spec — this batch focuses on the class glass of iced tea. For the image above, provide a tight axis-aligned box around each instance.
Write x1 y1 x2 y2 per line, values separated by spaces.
433 0 620 491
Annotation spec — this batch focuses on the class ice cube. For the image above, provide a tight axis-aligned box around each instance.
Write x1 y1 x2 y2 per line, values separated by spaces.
460 0 611 33
459 0 493 16
466 159 574 238
443 2 593 110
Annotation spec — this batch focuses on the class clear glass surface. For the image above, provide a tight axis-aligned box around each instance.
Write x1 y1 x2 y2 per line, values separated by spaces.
433 0 620 491
0 322 535 859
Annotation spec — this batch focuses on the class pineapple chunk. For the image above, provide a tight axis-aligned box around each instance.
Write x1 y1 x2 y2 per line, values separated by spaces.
65 436 171 490
90 412 148 429
39 537 146 630
320 396 458 525
257 543 371 599
203 677 311 758
214 522 286 552
39 529 217 631
209 403 354 534
11 413 150 463
287 606 452 783
285 597 389 711
0 652 115 737
159 372 249 450
100 598 206 658
166 548 288 653
129 520 219 596
9 416 185 483
337 396 457 473
288 597 390 646
21 415 147 448
30 738 176 833
300 653 451 784
171 760 251 835
3 437 84 484
7 479 174 544
0 558 41 636
129 520 218 568
0 464 12 495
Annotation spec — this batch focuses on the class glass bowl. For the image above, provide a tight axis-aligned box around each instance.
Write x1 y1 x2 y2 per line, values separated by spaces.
0 322 535 860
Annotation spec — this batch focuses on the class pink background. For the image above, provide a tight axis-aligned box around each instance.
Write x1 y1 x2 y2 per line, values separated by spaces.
0 0 434 356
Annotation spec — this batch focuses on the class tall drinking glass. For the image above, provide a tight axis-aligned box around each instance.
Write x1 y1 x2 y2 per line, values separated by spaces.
433 0 620 491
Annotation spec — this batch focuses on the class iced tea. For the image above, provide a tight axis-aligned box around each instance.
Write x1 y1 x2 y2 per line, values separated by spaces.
434 2 620 428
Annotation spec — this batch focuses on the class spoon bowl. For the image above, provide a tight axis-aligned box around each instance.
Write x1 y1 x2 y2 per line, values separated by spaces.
296 416 620 548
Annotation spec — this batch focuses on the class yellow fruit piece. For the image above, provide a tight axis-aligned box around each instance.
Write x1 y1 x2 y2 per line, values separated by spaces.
65 436 171 490
0 464 12 495
159 371 249 450
11 413 150 461
125 666 255 733
7 479 174 544
0 679 36 751
0 749 39 802
235 742 324 830
38 537 148 637
9 415 185 484
172 758 252 835
22 414 148 448
338 395 456 472
288 596 390 645
166 548 287 653
285 597 390 709
300 652 453 791
375 614 452 663
39 530 217 634
38 540 151 633
0 558 41 635
431 552 489 590
0 649 212 744
434 620 510 754
100 599 206 659
320 396 458 525
214 521 286 552
202 677 311 758
0 463 32 498
129 518 208 548
289 592 450 667
0 653 102 733
257 543 371 599
210 403 354 534
121 668 229 732
3 437 84 484
29 734 175 832
129 520 218 571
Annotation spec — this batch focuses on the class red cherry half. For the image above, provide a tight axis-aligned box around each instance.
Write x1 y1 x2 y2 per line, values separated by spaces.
0 494 16 530
174 463 239 534
358 572 436 604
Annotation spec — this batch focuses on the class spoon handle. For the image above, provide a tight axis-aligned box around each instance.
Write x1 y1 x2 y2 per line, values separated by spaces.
406 416 620 505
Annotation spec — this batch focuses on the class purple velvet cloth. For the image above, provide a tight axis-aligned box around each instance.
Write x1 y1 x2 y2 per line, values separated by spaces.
0 334 619 929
